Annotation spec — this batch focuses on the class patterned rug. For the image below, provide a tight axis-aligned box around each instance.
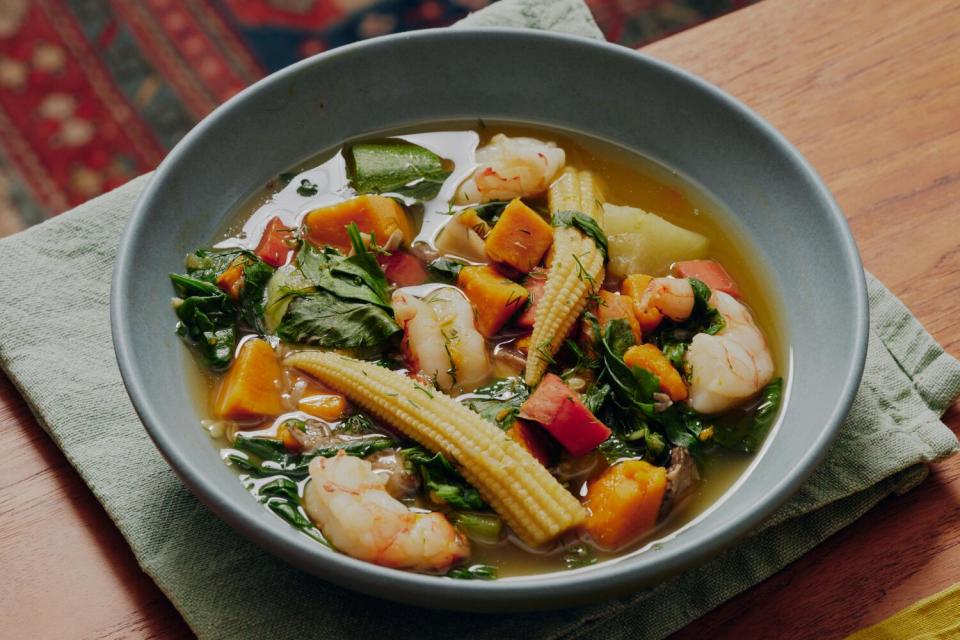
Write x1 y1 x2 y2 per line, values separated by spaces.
0 0 753 235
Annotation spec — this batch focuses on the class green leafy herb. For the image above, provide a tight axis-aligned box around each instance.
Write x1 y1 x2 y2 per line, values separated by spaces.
237 257 274 333
170 274 237 370
296 179 319 197
662 341 688 372
278 224 399 347
461 377 530 430
581 382 611 415
346 139 452 201
427 257 466 282
402 446 487 511
230 433 397 479
276 290 400 348
552 210 608 259
713 378 784 453
337 413 375 434
446 564 497 580
563 543 598 569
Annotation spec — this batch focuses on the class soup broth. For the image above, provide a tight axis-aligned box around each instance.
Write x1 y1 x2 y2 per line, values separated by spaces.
175 123 785 579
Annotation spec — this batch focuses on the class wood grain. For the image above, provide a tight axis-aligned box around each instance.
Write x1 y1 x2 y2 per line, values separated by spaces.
0 0 958 638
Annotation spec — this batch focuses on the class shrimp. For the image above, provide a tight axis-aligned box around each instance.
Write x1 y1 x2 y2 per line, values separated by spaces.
455 134 565 204
637 277 696 321
392 286 490 391
303 452 469 571
685 291 774 414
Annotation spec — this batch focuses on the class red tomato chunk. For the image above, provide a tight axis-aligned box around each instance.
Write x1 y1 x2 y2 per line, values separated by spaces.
377 251 428 286
255 216 295 267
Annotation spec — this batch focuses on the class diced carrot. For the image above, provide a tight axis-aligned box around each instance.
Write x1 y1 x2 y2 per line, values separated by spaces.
377 251 428 286
214 339 284 420
583 460 667 549
255 216 296 267
297 393 347 421
519 373 611 456
621 274 663 333
302 195 412 252
508 419 555 467
623 344 688 401
484 199 554 273
457 265 529 337
216 258 245 301
674 259 740 298
516 269 547 329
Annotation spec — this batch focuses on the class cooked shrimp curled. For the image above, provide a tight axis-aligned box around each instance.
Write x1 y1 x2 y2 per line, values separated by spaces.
685 291 774 414
303 452 469 572
455 134 565 204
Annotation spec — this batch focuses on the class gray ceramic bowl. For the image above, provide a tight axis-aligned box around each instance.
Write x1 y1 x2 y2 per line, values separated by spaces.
112 29 867 611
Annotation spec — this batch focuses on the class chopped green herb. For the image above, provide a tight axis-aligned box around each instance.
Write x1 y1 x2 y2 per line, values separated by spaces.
401 446 487 511
461 377 530 430
296 179 319 197
563 543 598 569
552 210 608 260
713 378 784 453
446 564 497 580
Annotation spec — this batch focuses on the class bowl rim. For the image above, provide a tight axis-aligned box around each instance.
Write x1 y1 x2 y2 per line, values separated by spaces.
111 27 868 609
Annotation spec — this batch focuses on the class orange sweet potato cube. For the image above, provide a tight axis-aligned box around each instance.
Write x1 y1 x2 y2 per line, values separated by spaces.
484 198 554 273
457 265 529 337
583 460 667 549
214 338 285 420
301 195 412 252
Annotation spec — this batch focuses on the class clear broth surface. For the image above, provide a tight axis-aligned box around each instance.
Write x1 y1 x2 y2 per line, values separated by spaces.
185 122 786 577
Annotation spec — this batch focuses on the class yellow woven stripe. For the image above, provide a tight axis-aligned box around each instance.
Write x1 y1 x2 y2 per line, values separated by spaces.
845 582 960 640
285 351 586 546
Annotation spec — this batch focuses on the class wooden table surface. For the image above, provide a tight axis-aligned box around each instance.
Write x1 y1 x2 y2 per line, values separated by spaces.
2 0 959 638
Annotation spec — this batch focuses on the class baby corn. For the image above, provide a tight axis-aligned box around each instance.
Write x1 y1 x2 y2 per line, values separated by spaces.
524 168 605 385
285 351 587 546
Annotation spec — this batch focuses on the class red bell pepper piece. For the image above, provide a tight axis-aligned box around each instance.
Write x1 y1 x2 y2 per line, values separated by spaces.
519 374 611 456
673 259 741 298
377 251 428 286
255 216 295 267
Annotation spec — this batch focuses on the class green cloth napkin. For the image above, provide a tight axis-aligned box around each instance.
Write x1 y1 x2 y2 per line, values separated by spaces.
1 1 958 638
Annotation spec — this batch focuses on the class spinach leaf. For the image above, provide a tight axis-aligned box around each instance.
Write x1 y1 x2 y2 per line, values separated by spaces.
402 446 487 511
276 289 400 348
342 223 391 306
183 248 245 284
600 319 657 415
446 564 497 580
230 433 397 479
346 139 452 201
294 241 387 309
238 257 274 333
427 257 466 282
581 382 611 414
713 378 784 453
552 210 608 259
170 274 237 370
563 543 598 569
461 377 530 430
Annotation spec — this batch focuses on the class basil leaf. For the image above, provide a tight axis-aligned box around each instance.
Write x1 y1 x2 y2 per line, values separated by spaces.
276 290 400 348
460 377 530 430
347 139 452 201
402 446 487 511
713 378 784 453
552 210 608 259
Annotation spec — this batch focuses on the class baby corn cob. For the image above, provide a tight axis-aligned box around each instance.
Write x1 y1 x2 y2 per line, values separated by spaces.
285 351 587 546
524 168 605 385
